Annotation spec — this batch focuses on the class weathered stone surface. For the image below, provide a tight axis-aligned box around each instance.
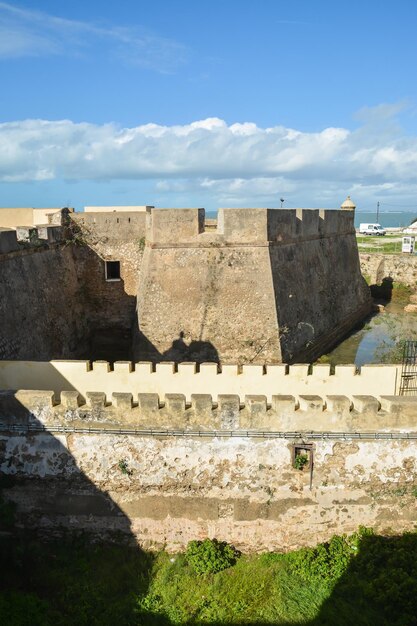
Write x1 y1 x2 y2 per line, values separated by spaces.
61 391 80 409
404 303 417 313
2 431 417 552
136 208 371 364
112 392 133 409
360 252 417 288
0 211 147 362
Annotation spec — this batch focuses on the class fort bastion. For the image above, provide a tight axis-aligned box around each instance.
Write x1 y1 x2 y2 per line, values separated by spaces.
1 202 371 364
0 202 416 552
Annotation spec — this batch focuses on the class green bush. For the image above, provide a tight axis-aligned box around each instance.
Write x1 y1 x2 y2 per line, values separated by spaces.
0 592 51 626
185 538 240 575
286 527 373 588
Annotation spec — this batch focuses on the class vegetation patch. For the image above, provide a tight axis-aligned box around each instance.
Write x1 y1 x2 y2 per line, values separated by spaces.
356 234 406 255
185 538 240 575
1 528 417 625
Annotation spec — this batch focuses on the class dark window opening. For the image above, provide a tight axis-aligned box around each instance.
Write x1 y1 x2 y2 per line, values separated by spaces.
292 443 313 471
105 261 121 281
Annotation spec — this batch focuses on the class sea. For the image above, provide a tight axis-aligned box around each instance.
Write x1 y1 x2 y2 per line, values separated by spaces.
206 210 417 229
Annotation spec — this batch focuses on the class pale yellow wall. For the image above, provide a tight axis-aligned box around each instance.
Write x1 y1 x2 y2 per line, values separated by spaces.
0 208 34 228
84 206 151 213
32 208 63 225
0 208 64 228
0 360 401 402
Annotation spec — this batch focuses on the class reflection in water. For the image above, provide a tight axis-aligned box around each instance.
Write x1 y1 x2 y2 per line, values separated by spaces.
322 300 417 366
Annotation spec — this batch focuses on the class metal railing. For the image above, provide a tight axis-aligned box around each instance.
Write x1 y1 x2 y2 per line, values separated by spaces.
1 422 416 441
399 340 417 395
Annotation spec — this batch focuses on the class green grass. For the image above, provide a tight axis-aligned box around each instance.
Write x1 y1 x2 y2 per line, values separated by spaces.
356 234 406 254
1 529 417 625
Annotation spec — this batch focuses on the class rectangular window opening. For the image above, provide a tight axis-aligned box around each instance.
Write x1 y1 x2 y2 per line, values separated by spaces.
105 260 121 281
292 443 313 471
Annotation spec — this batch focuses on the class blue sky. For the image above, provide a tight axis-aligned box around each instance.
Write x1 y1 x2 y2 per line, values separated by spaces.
1 0 417 212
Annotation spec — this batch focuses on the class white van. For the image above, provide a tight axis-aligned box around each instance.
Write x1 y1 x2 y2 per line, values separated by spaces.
359 223 386 236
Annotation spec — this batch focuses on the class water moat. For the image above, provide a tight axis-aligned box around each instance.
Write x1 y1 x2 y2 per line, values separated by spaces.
319 290 417 366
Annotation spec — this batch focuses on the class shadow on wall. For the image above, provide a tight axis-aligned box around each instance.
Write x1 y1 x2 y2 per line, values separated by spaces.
0 227 138 362
0 391 171 624
370 276 394 302
136 329 220 364
1 392 417 623
73 245 137 362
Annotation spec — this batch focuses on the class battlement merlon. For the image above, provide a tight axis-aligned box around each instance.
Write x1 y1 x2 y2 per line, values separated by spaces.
145 207 355 246
0 225 65 255
0 360 401 402
0 389 416 433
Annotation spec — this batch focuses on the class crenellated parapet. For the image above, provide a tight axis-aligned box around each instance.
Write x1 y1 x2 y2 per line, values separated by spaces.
1 388 416 433
0 360 402 402
137 205 371 364
0 224 65 255
146 207 355 247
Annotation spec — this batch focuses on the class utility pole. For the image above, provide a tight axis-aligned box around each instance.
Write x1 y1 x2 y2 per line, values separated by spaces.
376 201 380 222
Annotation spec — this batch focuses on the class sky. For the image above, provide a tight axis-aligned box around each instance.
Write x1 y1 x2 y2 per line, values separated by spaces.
1 0 417 212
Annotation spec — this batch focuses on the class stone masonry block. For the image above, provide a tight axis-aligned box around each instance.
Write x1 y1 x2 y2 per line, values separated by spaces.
325 395 351 415
218 395 240 428
86 392 106 408
91 361 111 373
289 364 310 378
156 362 176 374
16 226 38 242
112 392 133 409
15 390 55 424
61 390 80 409
178 362 197 375
334 365 357 378
138 393 160 412
298 395 324 411
191 394 213 416
379 396 417 415
0 229 19 254
114 361 133 373
15 389 55 409
271 395 296 415
164 394 186 416
312 364 331 377
136 362 153 375
199 363 219 375
352 395 380 414
36 225 63 243
245 395 267 416
241 365 264 378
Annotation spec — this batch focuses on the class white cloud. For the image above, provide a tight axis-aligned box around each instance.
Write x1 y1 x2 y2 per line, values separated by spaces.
2 106 417 208
0 2 187 72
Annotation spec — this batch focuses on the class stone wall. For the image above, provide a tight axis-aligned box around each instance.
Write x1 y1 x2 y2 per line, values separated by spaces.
0 214 147 361
1 206 370 365
136 208 371 364
360 252 417 287
1 390 416 552
0 360 402 400
0 233 90 360
69 212 146 359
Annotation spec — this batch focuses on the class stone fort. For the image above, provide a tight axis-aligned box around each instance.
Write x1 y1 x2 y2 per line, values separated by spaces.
0 201 416 552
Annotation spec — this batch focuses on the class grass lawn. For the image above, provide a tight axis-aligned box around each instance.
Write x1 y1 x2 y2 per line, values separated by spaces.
1 529 417 625
356 234 409 254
